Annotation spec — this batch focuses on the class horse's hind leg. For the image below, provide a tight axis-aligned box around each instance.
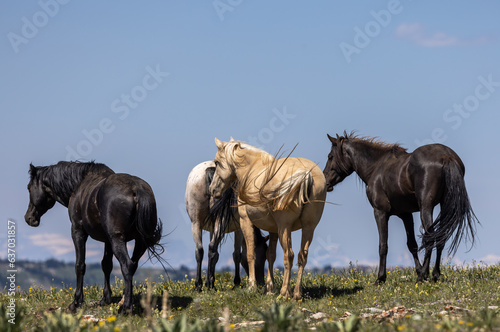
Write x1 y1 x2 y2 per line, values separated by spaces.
99 241 113 306
398 213 424 282
68 226 88 312
192 221 204 291
111 237 139 314
266 233 278 295
432 242 445 282
293 225 316 301
419 205 436 281
277 225 294 299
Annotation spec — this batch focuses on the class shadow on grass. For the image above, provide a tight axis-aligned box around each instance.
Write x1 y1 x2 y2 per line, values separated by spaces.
101 294 193 315
302 285 364 300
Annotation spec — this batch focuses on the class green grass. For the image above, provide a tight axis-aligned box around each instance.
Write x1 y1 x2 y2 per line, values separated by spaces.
2 263 500 331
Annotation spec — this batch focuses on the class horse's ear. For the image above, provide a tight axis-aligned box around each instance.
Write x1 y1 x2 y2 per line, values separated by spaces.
215 137 223 149
229 137 236 142
327 134 337 145
29 163 37 177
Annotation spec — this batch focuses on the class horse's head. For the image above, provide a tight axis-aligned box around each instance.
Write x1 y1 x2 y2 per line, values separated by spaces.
25 164 55 227
209 138 238 199
323 133 354 192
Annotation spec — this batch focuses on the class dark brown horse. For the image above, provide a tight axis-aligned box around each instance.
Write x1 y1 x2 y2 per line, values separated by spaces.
323 132 478 284
25 161 164 313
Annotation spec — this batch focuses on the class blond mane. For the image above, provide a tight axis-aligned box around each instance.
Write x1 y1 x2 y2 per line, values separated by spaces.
216 140 313 211
217 141 275 168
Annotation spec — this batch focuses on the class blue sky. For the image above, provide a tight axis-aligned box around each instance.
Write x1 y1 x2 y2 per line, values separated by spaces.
1 1 499 274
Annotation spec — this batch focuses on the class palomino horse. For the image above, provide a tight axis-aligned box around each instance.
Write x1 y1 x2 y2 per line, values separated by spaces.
185 161 268 291
209 138 326 300
25 161 164 313
323 132 478 284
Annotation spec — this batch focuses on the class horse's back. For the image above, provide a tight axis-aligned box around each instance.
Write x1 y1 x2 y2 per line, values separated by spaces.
102 173 155 198
276 157 326 197
186 161 213 225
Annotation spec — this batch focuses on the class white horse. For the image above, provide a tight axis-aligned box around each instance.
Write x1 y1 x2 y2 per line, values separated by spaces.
185 161 268 290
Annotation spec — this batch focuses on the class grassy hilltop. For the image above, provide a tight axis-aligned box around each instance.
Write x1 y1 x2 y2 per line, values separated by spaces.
2 263 500 331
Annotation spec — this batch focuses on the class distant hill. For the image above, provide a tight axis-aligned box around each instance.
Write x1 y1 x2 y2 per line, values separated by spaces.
0 258 375 291
0 258 191 290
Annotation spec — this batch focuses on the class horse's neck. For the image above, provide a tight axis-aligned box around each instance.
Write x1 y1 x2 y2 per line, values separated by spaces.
234 150 273 180
44 165 109 207
348 142 388 183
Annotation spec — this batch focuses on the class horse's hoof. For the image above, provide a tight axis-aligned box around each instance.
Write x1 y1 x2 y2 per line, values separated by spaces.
266 285 274 295
68 302 78 313
98 299 110 307
280 290 292 299
118 305 132 315
374 279 386 286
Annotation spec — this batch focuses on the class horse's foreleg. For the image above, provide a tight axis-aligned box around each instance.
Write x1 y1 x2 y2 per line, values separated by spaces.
99 241 113 306
233 230 243 287
239 209 256 291
69 227 88 313
266 233 278 295
191 221 204 291
278 226 294 299
398 213 424 282
374 209 389 285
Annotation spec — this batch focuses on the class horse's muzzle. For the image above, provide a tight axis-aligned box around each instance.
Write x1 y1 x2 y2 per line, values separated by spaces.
25 214 40 227
210 190 222 199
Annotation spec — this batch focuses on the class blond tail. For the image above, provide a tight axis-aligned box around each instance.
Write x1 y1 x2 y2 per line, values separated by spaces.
270 169 312 210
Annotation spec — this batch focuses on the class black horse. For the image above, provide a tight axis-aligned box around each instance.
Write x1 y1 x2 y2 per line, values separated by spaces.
25 161 164 313
323 132 478 284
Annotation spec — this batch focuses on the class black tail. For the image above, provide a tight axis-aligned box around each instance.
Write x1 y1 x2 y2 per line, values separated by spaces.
424 160 479 255
204 168 238 248
135 187 166 265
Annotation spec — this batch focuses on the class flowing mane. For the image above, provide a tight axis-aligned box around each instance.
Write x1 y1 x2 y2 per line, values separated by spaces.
30 161 114 205
217 141 313 211
341 131 408 156
218 141 275 168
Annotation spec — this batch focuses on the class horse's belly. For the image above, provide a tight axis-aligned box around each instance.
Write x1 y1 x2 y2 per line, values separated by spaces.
244 206 279 233
390 195 419 213
243 206 303 233
83 223 108 242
